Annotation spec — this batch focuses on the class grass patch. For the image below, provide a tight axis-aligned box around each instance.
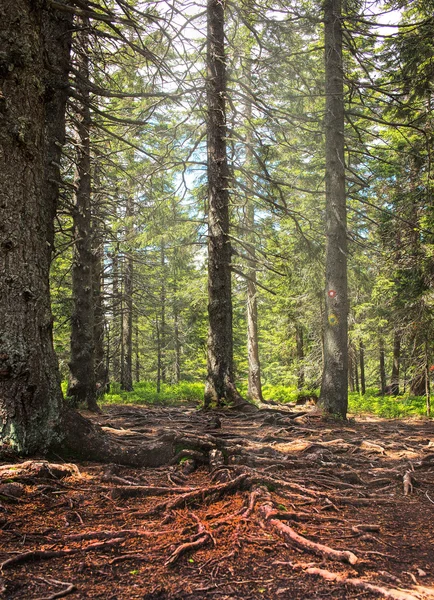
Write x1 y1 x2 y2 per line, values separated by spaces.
102 381 204 407
348 389 430 418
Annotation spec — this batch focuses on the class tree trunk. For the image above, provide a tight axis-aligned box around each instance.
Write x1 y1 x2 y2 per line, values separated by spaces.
319 0 348 418
354 351 359 393
67 18 98 411
204 0 243 408
92 160 109 396
160 244 167 384
111 248 121 382
92 230 108 396
135 323 140 383
0 1 69 454
348 344 355 393
120 199 133 392
379 337 386 396
156 319 162 394
359 341 366 395
390 331 400 396
295 324 305 391
174 309 181 384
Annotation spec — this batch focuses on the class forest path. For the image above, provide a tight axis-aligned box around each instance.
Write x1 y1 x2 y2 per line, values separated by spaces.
1 405 434 599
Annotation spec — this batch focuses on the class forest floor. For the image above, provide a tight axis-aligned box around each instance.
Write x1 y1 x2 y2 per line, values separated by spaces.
1 403 434 600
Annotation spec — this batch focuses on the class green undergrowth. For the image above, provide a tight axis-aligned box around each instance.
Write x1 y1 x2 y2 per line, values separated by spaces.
348 389 430 419
62 380 431 418
102 381 204 406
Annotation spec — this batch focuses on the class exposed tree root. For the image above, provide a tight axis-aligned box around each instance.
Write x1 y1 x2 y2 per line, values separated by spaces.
295 564 422 600
0 538 124 570
260 502 358 565
34 577 76 600
140 473 249 516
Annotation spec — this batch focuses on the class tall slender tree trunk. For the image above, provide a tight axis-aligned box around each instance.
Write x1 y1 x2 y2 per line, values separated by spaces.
111 249 121 382
359 341 366 395
295 324 305 391
204 0 243 407
135 323 140 383
92 230 108 396
379 337 386 395
348 344 355 393
120 198 133 391
246 204 263 402
319 0 348 417
160 244 167 384
354 352 360 393
243 41 263 403
0 1 70 453
390 331 400 396
92 161 108 396
174 309 181 384
156 319 162 394
67 19 98 411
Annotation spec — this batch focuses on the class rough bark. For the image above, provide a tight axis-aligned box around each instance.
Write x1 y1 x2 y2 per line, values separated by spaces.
204 0 243 408
67 18 98 411
319 0 348 418
0 0 68 454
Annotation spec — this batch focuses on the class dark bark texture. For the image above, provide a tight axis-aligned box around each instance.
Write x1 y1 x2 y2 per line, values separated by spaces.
0 0 70 454
204 0 241 407
319 0 349 418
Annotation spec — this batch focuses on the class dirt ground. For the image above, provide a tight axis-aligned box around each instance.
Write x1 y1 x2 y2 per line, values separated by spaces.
1 403 434 600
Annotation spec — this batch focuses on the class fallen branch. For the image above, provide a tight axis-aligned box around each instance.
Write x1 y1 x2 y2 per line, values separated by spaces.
260 503 358 565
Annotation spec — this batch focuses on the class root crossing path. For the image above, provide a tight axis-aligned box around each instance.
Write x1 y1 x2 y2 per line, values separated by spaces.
1 404 434 599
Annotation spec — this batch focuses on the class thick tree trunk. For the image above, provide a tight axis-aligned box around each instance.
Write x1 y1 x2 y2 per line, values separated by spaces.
359 341 366 395
120 199 133 392
67 19 98 411
0 1 70 454
390 331 400 395
319 0 348 417
204 0 243 408
295 324 305 391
